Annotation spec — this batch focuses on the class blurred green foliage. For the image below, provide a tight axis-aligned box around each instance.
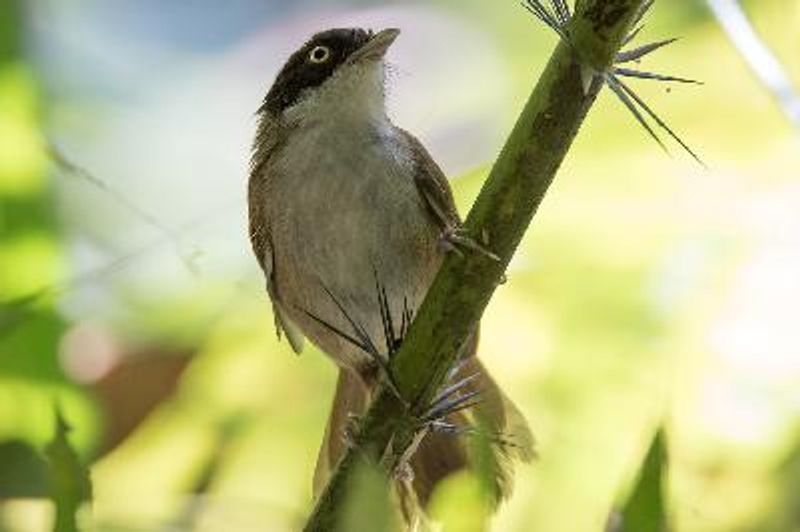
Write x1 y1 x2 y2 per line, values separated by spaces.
337 457 397 532
0 440 49 499
619 429 669 532
429 471 490 532
1 1 98 530
44 409 92 532
1 0 800 531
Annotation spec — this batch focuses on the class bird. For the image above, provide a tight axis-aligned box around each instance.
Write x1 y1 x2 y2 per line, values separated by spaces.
247 26 533 516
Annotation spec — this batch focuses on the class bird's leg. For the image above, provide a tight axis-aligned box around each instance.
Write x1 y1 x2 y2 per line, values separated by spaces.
440 225 500 262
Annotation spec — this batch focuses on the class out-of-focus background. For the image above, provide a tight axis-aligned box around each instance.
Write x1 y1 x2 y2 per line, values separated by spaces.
1 0 798 530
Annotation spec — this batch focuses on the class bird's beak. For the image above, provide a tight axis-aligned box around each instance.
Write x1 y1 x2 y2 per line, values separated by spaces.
348 28 400 64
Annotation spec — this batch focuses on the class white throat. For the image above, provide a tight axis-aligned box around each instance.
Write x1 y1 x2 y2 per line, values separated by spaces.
284 61 388 127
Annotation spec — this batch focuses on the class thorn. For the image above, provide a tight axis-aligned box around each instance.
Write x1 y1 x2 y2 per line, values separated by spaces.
522 0 568 38
318 283 382 359
613 75 707 167
302 308 370 358
373 267 398 357
550 0 571 26
631 0 656 30
428 420 466 435
624 24 645 46
580 65 597 95
605 73 669 154
300 283 406 396
431 373 481 409
423 389 482 422
400 296 413 340
612 67 702 85
616 38 678 64
445 356 470 383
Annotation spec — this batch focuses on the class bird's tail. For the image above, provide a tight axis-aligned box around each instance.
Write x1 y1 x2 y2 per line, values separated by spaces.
312 357 533 509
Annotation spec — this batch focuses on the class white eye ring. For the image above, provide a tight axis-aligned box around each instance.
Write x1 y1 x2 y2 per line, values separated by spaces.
308 45 331 64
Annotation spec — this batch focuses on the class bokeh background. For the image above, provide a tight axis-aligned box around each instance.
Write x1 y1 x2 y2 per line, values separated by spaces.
1 0 799 530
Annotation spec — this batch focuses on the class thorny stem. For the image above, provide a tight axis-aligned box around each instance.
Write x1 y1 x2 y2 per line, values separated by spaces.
304 1 649 530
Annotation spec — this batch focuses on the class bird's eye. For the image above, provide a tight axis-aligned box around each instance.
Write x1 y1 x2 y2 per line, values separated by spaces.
308 45 331 64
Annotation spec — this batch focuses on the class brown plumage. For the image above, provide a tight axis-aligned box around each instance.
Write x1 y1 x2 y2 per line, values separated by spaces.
247 27 533 519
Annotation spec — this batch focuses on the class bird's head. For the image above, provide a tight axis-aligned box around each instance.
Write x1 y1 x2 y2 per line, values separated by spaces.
260 27 400 123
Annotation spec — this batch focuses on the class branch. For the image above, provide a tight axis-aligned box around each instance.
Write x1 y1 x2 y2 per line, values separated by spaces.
706 0 800 129
305 1 649 529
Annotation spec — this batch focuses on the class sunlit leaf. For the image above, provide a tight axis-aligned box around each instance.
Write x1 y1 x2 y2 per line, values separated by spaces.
613 428 669 532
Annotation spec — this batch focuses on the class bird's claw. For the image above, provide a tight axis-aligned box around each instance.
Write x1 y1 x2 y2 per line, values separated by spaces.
441 226 500 262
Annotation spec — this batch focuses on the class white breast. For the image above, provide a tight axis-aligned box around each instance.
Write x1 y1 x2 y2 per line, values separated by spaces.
267 117 442 370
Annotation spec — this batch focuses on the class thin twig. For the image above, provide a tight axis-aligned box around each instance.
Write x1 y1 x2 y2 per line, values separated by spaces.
706 0 800 129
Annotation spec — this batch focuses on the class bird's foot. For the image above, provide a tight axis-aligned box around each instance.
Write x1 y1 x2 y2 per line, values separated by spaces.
440 226 500 262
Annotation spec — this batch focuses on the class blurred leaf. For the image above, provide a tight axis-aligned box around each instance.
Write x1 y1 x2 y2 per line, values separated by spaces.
190 414 251 494
429 470 490 532
0 0 22 64
468 419 504 506
91 351 191 455
44 407 92 532
615 428 669 532
0 439 49 498
173 414 253 529
0 292 41 338
337 456 397 532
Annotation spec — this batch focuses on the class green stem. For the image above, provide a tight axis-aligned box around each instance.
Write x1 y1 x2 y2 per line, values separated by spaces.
304 1 646 529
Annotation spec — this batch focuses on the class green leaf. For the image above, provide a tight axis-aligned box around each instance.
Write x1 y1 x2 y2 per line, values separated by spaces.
336 455 398 532
617 428 669 532
429 471 491 532
0 292 40 338
0 439 49 498
44 406 92 532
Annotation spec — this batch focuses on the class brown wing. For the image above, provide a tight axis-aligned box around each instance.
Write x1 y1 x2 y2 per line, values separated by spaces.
396 128 461 232
247 113 282 274
248 117 304 353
